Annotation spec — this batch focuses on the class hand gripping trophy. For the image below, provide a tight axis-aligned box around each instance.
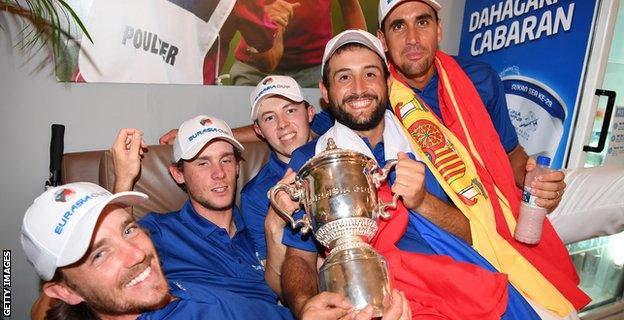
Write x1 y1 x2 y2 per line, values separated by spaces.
269 138 398 317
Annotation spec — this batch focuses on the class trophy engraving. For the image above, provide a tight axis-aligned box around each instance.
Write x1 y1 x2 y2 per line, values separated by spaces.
269 138 398 316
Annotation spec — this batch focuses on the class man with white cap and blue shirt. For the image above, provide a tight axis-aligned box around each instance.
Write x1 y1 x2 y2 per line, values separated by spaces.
21 182 295 319
241 75 317 295
109 116 294 317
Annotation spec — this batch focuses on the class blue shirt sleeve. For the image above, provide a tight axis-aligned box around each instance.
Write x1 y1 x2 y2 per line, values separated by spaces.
310 109 334 136
240 187 269 260
461 59 519 153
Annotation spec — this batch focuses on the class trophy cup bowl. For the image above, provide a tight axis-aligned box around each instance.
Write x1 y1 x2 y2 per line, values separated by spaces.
269 138 398 316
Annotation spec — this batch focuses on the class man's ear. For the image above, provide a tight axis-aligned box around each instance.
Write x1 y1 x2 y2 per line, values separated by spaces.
306 104 316 123
168 164 186 185
43 281 84 305
319 80 330 104
437 20 443 44
253 123 265 140
377 29 388 52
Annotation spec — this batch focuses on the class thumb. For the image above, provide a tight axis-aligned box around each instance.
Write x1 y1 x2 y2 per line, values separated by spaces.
291 2 301 9
397 152 409 160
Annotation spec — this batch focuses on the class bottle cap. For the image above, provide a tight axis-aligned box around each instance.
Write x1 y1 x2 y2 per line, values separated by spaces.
536 156 551 166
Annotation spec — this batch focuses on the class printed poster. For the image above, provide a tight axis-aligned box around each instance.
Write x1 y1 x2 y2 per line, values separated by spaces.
458 0 598 168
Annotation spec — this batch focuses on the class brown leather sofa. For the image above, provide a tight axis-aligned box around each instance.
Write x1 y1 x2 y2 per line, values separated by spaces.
32 141 271 319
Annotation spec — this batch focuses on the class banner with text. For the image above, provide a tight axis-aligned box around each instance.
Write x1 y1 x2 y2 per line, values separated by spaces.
458 0 598 168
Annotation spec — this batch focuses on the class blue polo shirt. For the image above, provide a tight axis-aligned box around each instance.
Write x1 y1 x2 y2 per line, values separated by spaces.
240 151 288 260
311 56 519 153
282 136 443 255
138 280 293 319
139 201 279 305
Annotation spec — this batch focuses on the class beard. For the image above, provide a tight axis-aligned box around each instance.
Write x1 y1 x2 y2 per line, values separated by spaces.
398 44 435 79
329 92 388 131
66 255 170 316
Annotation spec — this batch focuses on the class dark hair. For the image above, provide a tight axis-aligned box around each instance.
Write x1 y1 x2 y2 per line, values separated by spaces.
44 271 100 320
321 43 389 90
380 3 439 33
46 300 100 320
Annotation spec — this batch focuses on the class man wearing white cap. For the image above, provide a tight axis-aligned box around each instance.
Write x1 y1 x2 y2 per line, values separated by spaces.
241 75 317 295
110 116 294 317
21 182 296 319
277 29 548 320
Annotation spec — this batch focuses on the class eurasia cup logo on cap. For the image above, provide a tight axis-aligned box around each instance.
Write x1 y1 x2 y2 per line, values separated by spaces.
173 115 245 162
250 75 306 121
262 77 274 85
54 188 76 203
200 117 213 126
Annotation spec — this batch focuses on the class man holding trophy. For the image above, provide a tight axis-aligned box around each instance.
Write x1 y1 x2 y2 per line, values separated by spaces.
272 29 551 319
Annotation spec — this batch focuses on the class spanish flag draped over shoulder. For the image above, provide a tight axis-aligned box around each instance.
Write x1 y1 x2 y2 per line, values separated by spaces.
388 51 590 316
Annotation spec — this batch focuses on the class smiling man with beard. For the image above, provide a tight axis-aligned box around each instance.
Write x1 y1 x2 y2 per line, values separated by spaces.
21 182 296 319
275 29 562 319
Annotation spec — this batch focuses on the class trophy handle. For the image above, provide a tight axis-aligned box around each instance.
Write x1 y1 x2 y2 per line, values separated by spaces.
372 160 398 187
268 182 311 233
373 160 399 220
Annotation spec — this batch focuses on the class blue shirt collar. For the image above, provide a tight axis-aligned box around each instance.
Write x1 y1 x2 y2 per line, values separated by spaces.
268 151 288 176
179 200 246 239
412 69 439 94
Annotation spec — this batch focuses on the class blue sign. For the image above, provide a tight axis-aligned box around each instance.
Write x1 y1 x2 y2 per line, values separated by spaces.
458 0 598 168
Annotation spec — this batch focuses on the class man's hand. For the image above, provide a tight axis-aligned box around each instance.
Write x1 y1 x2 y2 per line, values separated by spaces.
264 170 298 296
392 152 426 210
159 129 178 145
300 292 352 320
270 169 301 219
301 290 412 320
265 0 301 28
525 158 566 212
111 128 146 192
377 289 411 320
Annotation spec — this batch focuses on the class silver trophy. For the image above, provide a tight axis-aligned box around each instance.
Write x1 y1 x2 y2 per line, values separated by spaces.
269 138 398 316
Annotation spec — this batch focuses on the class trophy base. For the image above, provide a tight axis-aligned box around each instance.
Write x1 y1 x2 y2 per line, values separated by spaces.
319 244 391 317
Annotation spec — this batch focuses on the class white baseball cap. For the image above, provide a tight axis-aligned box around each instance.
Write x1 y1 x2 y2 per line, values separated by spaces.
250 75 307 121
378 0 441 27
21 182 148 281
173 115 244 162
321 29 387 78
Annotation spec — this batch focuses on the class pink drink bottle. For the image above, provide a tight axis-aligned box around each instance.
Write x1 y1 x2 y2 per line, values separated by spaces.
514 156 551 244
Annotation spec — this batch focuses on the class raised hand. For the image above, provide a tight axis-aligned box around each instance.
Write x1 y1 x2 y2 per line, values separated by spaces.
392 152 426 210
111 128 146 192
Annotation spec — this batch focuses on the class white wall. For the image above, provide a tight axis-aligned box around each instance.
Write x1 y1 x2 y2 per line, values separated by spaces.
0 1 465 317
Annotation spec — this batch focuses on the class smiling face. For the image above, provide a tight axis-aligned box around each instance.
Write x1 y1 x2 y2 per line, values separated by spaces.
174 139 239 213
378 1 442 89
47 205 170 316
254 96 315 163
321 44 390 133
